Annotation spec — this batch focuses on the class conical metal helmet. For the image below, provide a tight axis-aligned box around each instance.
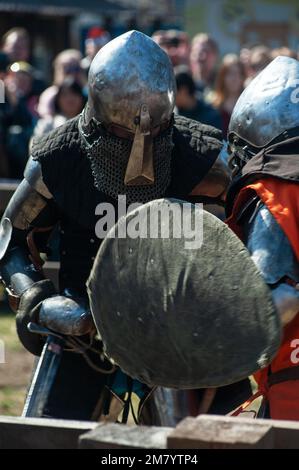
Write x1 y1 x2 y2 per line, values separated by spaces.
81 30 176 186
228 56 299 167
85 30 176 131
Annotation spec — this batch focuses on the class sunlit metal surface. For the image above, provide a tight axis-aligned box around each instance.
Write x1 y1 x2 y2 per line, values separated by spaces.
229 56 299 147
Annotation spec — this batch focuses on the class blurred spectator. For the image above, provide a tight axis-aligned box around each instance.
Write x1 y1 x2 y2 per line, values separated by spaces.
149 18 163 36
37 85 59 119
174 66 222 129
3 61 39 178
34 78 86 137
37 49 86 119
152 29 190 66
103 16 113 35
126 16 138 32
213 54 245 137
0 52 10 177
190 33 219 95
245 45 272 86
271 47 297 60
1 27 45 97
239 45 252 81
81 27 111 74
53 49 86 87
0 51 9 83
6 62 39 116
1 28 30 63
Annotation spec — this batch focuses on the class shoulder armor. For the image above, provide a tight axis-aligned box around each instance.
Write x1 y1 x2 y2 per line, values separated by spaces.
0 179 49 260
246 203 299 284
173 114 223 153
24 156 53 199
31 116 80 162
194 140 232 197
28 116 82 202
0 217 12 260
171 115 223 196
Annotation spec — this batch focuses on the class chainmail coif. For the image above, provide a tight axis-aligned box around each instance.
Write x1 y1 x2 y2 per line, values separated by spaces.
80 118 174 205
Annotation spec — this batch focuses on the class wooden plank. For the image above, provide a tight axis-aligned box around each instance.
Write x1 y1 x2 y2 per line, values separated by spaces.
43 261 60 291
167 415 274 449
0 416 97 449
199 416 299 449
79 423 171 449
0 180 19 213
247 417 299 449
0 414 299 449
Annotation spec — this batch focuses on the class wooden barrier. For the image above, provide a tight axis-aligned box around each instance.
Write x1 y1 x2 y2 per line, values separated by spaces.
0 416 97 449
1 415 299 449
0 179 19 213
43 261 60 291
167 415 299 449
79 423 171 449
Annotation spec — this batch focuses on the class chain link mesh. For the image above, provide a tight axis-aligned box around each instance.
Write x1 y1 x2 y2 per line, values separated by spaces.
81 122 174 205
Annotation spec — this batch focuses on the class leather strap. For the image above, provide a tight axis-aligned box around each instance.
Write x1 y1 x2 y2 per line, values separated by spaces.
268 365 299 387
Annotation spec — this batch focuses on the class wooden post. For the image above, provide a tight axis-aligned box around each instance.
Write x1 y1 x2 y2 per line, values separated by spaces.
167 414 299 449
0 180 18 213
0 416 97 449
167 415 274 449
79 423 172 449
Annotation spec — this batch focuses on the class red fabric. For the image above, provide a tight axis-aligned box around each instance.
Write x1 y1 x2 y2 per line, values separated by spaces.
87 27 107 39
227 177 299 420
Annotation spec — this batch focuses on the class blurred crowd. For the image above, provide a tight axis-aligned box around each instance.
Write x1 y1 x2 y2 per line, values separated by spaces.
0 25 298 180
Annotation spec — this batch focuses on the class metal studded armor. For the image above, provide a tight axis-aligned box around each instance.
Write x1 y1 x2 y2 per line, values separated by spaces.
228 56 299 177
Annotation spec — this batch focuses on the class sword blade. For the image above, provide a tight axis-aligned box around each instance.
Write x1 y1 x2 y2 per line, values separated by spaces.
22 335 64 417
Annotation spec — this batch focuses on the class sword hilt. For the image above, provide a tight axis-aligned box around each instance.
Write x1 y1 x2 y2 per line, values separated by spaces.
27 321 64 340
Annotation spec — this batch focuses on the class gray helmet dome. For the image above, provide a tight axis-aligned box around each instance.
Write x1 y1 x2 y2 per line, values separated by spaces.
229 56 299 149
84 30 176 131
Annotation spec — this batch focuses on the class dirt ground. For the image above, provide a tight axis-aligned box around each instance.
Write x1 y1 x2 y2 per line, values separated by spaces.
0 306 34 416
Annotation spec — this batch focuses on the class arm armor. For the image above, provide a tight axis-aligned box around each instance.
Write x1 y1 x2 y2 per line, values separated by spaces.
0 156 58 308
243 201 299 326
